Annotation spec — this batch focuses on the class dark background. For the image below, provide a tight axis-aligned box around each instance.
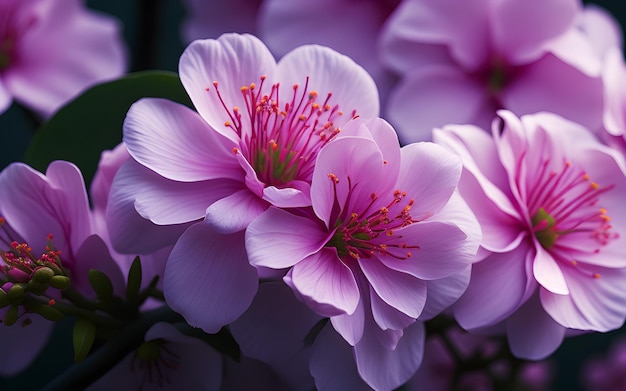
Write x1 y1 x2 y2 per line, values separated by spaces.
0 1 625 389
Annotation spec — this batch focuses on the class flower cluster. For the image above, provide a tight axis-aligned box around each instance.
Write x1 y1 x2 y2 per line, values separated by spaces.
2 0 626 390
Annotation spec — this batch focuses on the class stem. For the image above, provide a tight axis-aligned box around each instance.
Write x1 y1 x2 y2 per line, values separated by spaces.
41 306 184 391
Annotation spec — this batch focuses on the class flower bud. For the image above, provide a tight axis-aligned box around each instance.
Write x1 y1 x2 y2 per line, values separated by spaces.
0 289 10 309
49 275 71 290
3 304 19 326
7 284 25 304
32 267 55 284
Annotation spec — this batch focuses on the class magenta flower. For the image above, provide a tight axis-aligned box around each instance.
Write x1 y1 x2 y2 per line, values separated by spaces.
434 110 626 360
86 322 223 391
246 118 481 389
379 0 609 143
106 33 379 332
0 0 126 117
0 161 124 375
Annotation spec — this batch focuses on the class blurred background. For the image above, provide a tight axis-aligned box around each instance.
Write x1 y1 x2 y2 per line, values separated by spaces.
0 1 625 389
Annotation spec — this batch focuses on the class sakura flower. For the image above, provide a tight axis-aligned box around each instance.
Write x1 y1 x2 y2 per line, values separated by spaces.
106 33 379 332
86 322 223 391
380 0 609 143
0 0 126 117
434 110 626 360
0 161 124 375
246 118 481 390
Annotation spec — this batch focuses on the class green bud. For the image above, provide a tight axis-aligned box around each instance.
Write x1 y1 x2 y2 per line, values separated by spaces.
27 280 49 296
31 267 55 284
49 275 71 290
3 304 18 326
32 304 64 321
0 289 10 309
7 284 25 304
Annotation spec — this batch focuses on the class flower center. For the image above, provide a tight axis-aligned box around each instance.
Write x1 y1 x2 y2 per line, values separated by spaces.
132 339 180 390
210 76 354 186
527 160 618 252
325 174 420 262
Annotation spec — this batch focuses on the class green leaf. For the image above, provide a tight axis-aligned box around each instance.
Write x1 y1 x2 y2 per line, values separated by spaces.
23 71 192 187
125 256 142 302
88 270 114 301
73 318 96 363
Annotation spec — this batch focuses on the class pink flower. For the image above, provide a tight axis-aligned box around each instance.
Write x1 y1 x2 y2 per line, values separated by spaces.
246 118 481 389
106 33 379 332
180 0 262 43
434 110 626 360
0 161 124 375
380 0 610 143
0 0 127 117
86 322 223 391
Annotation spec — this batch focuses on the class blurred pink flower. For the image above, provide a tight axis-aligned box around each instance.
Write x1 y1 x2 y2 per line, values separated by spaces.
106 33 379 333
0 0 126 117
180 0 262 43
246 117 480 389
434 110 626 360
0 161 124 375
380 0 611 143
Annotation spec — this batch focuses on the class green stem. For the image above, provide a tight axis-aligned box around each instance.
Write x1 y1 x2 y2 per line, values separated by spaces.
41 306 183 391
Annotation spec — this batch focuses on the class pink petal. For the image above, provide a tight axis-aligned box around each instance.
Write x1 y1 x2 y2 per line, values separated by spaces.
369 286 417 331
454 245 535 330
230 282 322 364
286 248 360 317
491 0 578 65
246 207 331 269
502 53 604 132
379 0 490 72
545 28 603 77
359 256 426 319
311 137 391 227
395 142 461 217
123 98 241 182
419 266 471 321
276 44 379 127
179 33 277 140
386 65 494 143
330 296 365 346
0 78 11 114
310 324 372 391
579 4 623 57
72 234 125 299
354 320 425 391
340 117 401 170
204 188 268 234
533 245 569 295
163 223 258 333
181 0 261 43
541 264 626 331
377 220 475 281
105 161 194 254
262 183 311 208
506 293 565 360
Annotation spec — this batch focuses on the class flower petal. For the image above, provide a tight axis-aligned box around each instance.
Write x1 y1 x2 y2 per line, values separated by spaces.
179 33 277 140
163 223 258 333
276 44 379 126
285 248 360 318
123 98 240 182
246 207 331 269
0 315 54 376
419 266 471 321
533 245 569 295
386 66 494 143
204 188 268 234
330 296 365 346
369 286 417 331
359 256 426 319
230 282 322 364
507 293 565 360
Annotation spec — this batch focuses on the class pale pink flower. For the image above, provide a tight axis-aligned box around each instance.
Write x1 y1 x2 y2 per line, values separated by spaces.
434 110 626 360
0 0 126 117
106 33 379 333
246 118 480 390
0 161 124 375
380 0 611 143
